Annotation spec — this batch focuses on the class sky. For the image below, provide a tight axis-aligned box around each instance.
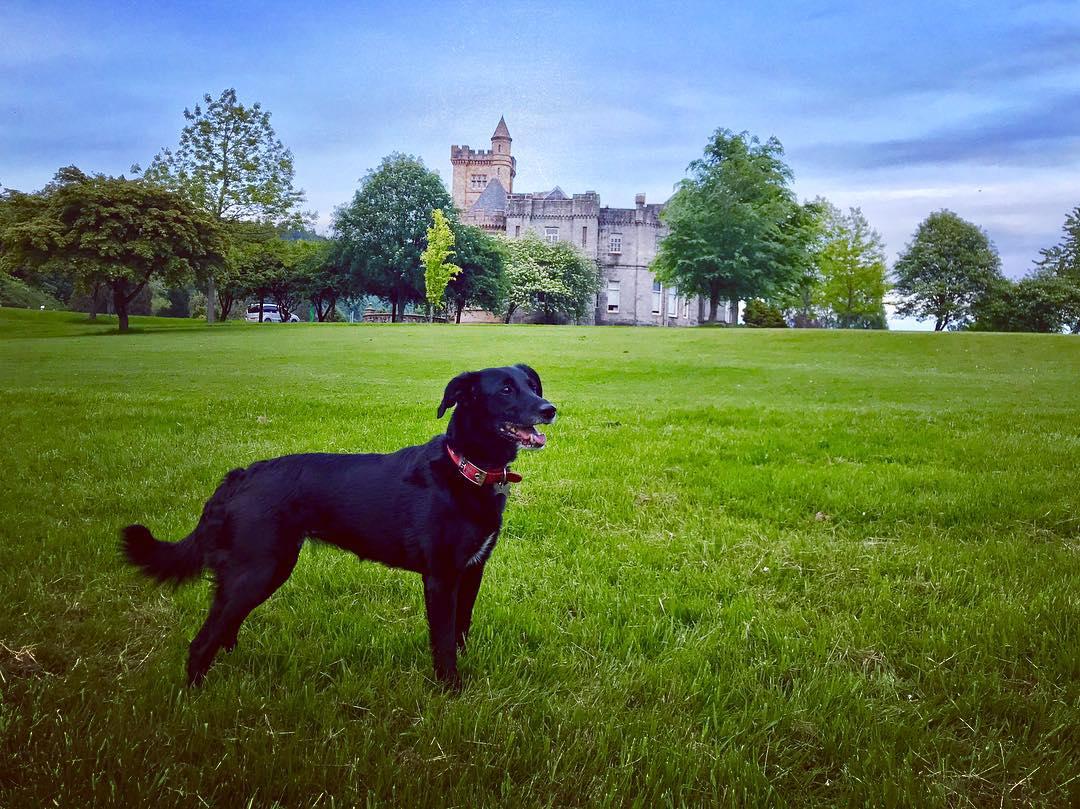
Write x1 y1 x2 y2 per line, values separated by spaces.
3 0 1079 328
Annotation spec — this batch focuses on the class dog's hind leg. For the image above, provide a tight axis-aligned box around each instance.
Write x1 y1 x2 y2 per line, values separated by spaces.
186 537 301 686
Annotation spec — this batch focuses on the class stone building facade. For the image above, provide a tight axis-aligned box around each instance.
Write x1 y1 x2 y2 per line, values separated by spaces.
451 118 737 326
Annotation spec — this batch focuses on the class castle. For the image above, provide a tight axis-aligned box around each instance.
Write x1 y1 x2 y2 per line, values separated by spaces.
451 118 737 326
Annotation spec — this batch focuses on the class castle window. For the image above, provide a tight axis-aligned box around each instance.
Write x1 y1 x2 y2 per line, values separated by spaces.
470 174 488 190
514 225 521 237
545 227 559 244
607 280 620 313
609 234 622 254
667 289 678 317
652 280 662 314
581 226 588 247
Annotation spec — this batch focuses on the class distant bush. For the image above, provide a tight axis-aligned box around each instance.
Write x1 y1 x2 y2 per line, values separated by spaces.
743 299 787 328
0 274 63 310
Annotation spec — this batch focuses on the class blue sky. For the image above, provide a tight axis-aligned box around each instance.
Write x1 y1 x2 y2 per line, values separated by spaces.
4 0 1079 325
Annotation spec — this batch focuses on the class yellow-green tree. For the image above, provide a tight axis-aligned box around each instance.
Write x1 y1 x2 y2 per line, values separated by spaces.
421 209 461 320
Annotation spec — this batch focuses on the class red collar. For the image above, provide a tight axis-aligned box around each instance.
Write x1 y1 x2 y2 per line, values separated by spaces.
446 444 522 487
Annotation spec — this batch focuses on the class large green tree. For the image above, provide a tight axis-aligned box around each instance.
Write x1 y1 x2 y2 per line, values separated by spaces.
893 210 1004 331
653 129 819 321
333 154 453 322
501 233 599 324
447 224 506 323
139 88 306 322
1034 206 1080 333
0 168 223 332
818 205 889 329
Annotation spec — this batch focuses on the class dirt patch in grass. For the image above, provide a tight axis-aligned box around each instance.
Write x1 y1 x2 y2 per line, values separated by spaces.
0 642 48 681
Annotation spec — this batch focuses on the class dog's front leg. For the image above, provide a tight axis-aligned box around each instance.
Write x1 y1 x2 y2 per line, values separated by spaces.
422 572 461 690
456 563 485 651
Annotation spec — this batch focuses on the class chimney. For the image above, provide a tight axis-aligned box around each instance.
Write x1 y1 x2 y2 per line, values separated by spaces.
635 193 646 207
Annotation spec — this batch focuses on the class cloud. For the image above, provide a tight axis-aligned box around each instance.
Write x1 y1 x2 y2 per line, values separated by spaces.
797 92 1080 171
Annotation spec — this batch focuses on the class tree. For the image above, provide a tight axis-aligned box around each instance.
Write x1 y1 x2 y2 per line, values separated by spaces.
298 241 351 322
447 224 506 323
972 272 1080 333
421 209 461 319
139 88 306 323
0 168 223 332
501 234 599 323
893 210 1004 331
1034 206 1080 333
653 129 818 321
333 154 453 322
233 238 321 322
817 205 889 329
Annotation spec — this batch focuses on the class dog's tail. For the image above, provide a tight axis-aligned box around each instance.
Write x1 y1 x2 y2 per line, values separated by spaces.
120 524 206 586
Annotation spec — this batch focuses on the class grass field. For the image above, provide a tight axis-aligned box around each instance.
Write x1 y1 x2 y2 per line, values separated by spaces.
1 309 1078 808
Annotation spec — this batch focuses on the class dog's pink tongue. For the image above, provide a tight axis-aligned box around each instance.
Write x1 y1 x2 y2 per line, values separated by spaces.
516 425 546 447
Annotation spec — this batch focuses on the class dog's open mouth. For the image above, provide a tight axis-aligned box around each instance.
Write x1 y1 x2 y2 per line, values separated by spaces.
500 423 547 449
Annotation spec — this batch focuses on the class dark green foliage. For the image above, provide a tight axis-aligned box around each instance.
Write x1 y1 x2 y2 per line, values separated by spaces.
0 168 224 331
893 210 1004 331
972 272 1080 333
447 224 506 322
743 298 787 327
0 273 63 309
297 241 352 322
653 129 821 321
333 154 454 321
158 287 192 318
1033 206 1080 333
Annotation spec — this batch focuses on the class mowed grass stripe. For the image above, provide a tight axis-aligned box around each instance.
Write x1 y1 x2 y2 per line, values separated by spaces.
1 309 1077 808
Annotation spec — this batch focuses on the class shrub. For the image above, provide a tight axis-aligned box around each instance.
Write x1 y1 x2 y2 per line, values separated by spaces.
743 299 787 328
0 274 63 310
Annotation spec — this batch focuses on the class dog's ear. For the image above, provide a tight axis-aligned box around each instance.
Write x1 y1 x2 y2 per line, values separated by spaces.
438 371 477 418
515 363 542 396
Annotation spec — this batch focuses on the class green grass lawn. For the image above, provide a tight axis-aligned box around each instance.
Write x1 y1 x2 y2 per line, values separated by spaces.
1 309 1077 808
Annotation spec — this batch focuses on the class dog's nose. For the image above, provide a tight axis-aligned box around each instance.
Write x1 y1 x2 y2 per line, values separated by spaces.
538 403 557 422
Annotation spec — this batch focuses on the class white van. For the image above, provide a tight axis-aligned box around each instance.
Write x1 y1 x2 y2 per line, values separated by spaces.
245 303 299 323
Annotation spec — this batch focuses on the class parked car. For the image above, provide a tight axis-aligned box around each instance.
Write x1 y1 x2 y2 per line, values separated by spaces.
245 303 299 323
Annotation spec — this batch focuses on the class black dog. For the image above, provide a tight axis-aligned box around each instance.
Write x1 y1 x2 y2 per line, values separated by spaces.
121 364 555 689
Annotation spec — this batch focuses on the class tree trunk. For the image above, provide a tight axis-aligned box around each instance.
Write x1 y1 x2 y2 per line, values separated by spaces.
707 293 718 323
259 295 265 322
88 280 102 321
455 302 463 324
112 280 133 333
934 317 945 331
207 275 217 324
729 298 739 324
218 291 234 321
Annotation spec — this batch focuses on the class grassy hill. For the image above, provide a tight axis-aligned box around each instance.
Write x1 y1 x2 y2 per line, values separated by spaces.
1 309 1077 807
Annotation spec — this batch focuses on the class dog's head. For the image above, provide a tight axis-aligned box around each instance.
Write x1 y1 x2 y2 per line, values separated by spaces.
438 364 556 451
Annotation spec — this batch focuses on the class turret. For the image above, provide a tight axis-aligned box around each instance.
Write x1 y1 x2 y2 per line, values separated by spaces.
490 116 516 193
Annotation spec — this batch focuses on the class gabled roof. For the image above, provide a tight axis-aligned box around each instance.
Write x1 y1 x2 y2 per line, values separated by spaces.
491 116 511 140
544 185 568 200
468 177 507 213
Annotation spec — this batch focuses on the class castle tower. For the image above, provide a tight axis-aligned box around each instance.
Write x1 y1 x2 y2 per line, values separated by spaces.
451 116 517 212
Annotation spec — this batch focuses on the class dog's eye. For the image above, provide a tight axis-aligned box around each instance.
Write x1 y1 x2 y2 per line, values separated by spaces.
501 385 513 395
